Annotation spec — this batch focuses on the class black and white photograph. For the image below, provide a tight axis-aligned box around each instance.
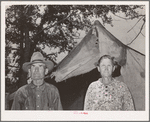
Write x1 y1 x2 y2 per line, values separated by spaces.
1 1 149 121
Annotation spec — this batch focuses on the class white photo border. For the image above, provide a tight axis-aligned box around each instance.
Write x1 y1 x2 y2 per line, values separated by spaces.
1 1 149 121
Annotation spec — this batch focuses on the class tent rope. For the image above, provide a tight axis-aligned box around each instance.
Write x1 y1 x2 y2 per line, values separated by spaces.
128 49 144 71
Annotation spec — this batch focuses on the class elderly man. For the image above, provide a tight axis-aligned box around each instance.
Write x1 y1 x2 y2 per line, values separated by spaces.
11 52 63 110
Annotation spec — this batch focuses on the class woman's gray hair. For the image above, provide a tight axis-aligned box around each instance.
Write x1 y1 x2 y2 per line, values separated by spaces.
97 55 117 66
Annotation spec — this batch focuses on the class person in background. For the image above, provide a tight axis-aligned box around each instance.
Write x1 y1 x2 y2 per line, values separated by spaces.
11 52 63 110
84 55 135 110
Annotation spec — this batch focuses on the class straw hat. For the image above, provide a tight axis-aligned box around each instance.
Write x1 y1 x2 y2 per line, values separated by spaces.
22 52 54 72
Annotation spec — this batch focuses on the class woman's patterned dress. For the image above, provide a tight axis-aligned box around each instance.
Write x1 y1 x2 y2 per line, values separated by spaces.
84 78 135 111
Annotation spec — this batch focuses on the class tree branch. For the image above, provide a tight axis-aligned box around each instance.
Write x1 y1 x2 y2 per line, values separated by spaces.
52 39 62 44
30 10 77 51
7 56 20 75
45 53 56 57
11 48 20 50
112 13 131 20
7 47 20 51
33 10 77 39
112 13 145 21
8 65 19 68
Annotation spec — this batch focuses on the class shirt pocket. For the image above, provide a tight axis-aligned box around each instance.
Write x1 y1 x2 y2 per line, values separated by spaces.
49 106 54 110
48 102 54 110
24 97 34 110
24 99 29 110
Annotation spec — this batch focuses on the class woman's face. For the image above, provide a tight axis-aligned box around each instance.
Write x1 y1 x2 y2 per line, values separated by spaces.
97 58 115 78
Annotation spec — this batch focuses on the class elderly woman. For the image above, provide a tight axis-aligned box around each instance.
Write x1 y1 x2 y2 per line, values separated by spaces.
84 55 135 111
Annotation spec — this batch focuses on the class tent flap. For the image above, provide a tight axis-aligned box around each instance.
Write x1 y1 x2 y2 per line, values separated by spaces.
54 29 99 82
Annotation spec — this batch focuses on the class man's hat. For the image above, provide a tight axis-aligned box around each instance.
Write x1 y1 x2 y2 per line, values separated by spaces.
22 52 54 72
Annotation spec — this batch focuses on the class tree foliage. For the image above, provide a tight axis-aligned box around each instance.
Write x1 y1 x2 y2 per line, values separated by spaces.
5 5 145 93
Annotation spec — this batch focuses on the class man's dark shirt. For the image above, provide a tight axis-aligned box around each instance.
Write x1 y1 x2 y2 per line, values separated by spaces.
11 82 63 110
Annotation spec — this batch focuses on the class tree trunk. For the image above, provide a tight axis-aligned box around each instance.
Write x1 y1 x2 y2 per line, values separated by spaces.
18 29 24 87
18 26 31 87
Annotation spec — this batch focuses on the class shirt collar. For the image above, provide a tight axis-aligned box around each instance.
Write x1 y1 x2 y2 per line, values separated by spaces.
29 81 46 91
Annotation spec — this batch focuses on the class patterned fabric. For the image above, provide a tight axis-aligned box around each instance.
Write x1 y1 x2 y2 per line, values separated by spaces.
11 82 63 110
84 78 135 111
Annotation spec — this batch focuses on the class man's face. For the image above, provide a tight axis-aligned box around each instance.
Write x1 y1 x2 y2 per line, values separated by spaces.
29 62 47 80
97 58 115 78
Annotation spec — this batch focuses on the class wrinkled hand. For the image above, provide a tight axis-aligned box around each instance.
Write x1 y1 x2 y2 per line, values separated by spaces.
50 71 57 78
27 78 32 84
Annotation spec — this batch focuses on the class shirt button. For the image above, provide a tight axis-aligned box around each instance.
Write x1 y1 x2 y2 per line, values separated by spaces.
37 95 40 97
37 105 40 108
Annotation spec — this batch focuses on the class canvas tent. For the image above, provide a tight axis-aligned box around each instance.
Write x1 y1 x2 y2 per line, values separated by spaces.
51 20 145 110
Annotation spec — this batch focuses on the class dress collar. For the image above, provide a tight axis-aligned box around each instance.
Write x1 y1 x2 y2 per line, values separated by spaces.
98 78 115 86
